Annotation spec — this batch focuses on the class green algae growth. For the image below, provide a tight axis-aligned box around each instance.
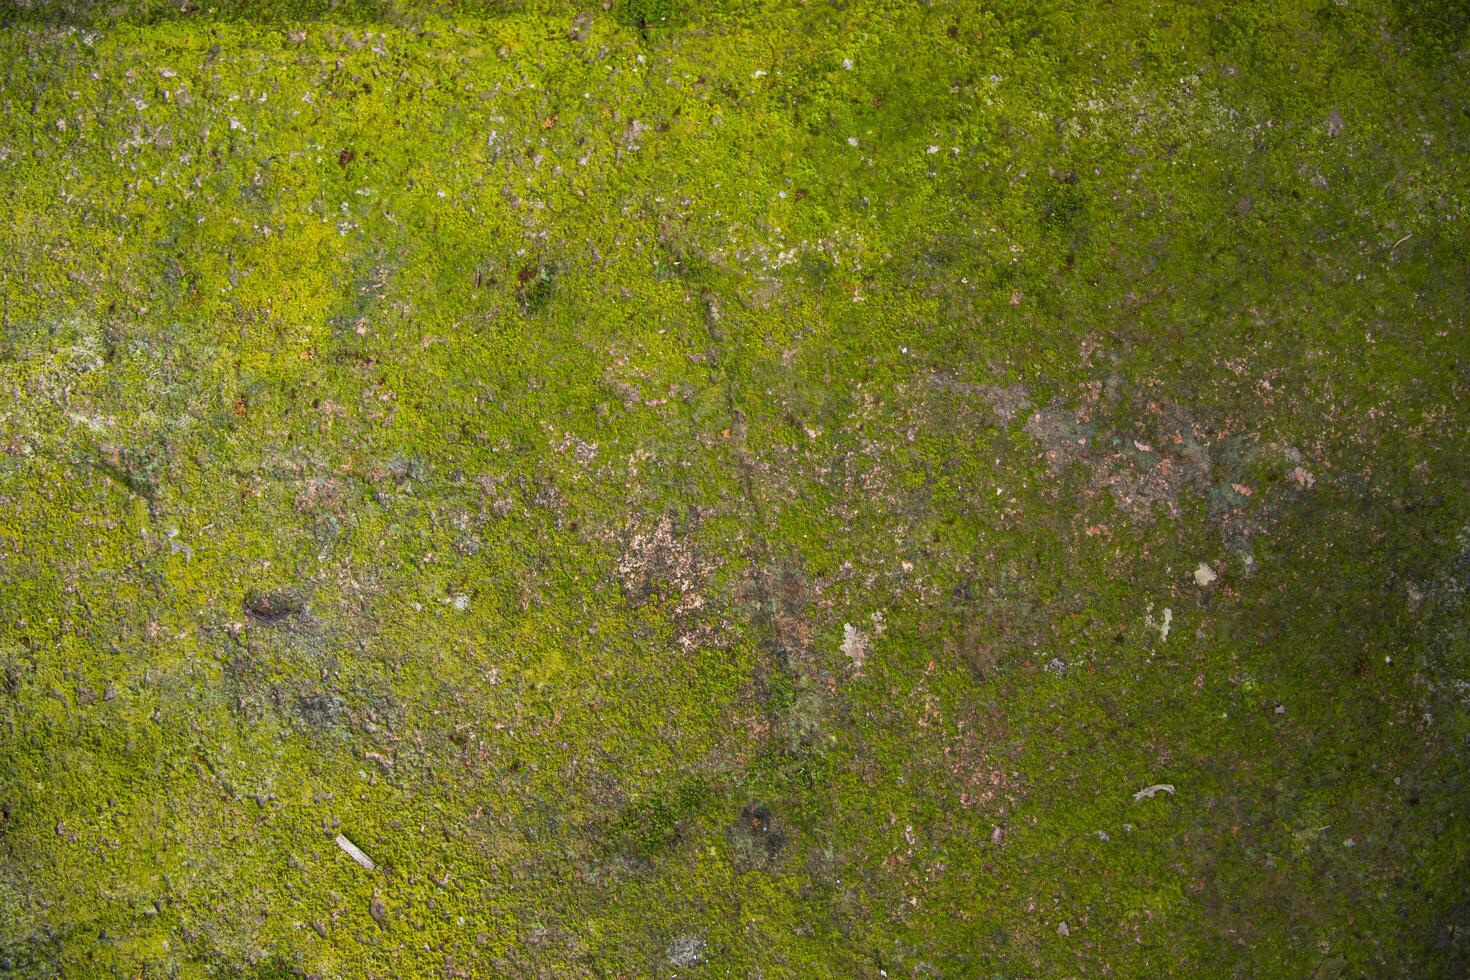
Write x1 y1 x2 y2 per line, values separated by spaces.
1 1 1468 976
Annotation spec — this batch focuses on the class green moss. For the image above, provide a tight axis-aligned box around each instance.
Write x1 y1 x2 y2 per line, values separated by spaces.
615 0 685 34
0 1 1467 976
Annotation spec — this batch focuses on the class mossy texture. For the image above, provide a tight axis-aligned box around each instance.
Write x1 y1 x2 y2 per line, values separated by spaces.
0 1 1467 976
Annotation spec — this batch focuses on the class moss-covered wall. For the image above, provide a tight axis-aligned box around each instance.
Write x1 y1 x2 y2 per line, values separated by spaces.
0 1 1467 976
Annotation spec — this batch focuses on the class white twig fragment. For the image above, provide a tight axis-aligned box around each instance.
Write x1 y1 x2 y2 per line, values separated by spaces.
1133 784 1176 801
336 833 376 870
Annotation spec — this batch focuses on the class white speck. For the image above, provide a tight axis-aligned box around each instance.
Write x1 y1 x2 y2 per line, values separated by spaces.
752 69 767 78
842 58 853 70
841 623 868 671
452 594 469 611
66 411 108 432
1274 704 1286 715
848 136 859 147
927 145 940 154
1193 563 1217 587
1133 784 1175 801
1057 921 1070 937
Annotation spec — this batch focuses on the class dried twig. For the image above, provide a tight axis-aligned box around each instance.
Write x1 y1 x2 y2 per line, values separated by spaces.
335 833 376 871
